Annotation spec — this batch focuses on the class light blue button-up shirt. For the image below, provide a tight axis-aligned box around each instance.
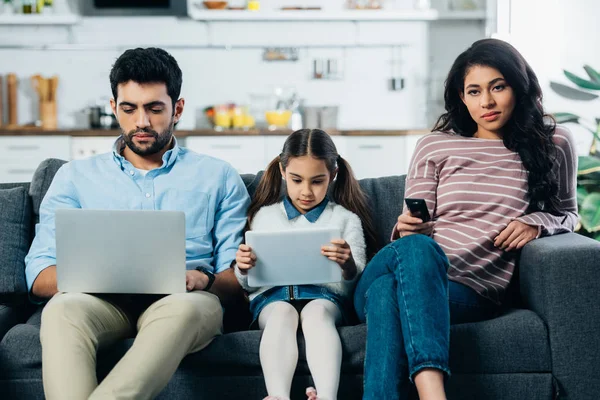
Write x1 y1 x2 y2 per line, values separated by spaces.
25 137 250 292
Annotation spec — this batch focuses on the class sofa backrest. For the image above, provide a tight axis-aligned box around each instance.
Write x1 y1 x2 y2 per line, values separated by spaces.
0 158 406 303
29 159 405 253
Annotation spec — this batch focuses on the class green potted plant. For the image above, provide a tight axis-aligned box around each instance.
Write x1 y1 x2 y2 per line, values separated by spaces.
550 66 600 240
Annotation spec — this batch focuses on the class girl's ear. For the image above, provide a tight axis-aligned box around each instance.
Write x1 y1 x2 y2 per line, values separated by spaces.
279 163 285 180
331 168 338 182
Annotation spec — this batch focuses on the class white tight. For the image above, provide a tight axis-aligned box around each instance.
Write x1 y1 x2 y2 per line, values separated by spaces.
258 299 343 400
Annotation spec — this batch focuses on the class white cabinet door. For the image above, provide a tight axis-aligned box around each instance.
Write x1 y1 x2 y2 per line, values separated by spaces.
185 136 267 175
0 136 71 183
264 136 288 165
71 136 118 160
342 136 407 179
403 134 424 175
265 134 347 163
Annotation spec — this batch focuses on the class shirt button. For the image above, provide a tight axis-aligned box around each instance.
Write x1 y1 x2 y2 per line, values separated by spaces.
130 170 135 176
145 193 151 198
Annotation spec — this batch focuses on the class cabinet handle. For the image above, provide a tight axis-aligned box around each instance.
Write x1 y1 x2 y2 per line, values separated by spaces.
358 144 383 150
210 144 243 150
7 145 40 151
7 169 35 174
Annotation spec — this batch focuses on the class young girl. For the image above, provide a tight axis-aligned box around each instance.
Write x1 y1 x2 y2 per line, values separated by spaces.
234 129 377 400
355 38 578 400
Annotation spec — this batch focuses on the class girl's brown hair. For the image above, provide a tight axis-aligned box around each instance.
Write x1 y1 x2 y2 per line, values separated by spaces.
247 129 378 257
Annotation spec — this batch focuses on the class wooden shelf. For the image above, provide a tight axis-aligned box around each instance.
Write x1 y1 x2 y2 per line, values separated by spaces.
0 14 80 25
436 10 487 20
0 128 429 137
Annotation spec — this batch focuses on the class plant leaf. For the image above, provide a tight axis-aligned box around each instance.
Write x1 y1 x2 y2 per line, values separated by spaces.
579 192 600 232
553 112 581 123
550 82 599 101
578 155 600 174
584 65 600 83
564 70 600 90
577 185 589 205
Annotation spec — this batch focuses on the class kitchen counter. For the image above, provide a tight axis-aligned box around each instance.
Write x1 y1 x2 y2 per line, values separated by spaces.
0 128 429 137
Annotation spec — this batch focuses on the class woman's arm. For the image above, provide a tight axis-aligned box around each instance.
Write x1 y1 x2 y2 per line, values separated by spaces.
392 134 441 240
516 126 579 236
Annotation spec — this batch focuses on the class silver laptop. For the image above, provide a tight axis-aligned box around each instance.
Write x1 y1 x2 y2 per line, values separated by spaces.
245 227 342 288
56 209 186 294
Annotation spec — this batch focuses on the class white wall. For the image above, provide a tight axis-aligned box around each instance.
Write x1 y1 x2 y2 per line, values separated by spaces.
0 0 438 130
0 0 495 131
508 0 600 154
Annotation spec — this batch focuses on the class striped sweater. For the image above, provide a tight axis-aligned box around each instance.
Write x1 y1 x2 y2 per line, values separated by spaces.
399 125 578 304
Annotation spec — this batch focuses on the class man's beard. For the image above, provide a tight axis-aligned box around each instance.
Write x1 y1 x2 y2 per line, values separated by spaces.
122 119 174 156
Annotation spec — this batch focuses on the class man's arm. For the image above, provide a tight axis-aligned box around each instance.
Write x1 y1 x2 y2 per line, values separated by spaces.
211 166 251 303
25 164 80 300
209 267 245 306
31 265 58 299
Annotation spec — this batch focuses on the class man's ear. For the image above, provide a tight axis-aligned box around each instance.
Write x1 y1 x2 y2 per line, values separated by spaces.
173 98 185 124
110 98 117 118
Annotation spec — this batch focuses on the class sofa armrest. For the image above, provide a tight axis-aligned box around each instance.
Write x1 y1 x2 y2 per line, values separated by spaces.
519 233 600 399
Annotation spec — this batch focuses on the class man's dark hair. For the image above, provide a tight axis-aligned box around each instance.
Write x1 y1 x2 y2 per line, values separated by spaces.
109 47 182 109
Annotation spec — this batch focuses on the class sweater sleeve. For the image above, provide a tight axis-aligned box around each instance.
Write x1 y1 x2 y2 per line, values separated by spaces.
391 134 440 240
344 210 367 275
233 205 270 293
516 126 579 236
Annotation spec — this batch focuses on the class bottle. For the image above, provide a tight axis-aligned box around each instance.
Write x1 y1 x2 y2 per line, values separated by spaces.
22 0 33 13
247 0 260 11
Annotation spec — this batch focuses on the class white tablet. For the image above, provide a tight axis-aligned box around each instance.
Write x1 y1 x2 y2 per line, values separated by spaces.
245 227 342 288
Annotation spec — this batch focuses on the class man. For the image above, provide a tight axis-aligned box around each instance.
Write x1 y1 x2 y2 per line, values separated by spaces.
25 47 250 399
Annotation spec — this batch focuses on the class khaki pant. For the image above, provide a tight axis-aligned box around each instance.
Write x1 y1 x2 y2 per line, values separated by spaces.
40 291 223 400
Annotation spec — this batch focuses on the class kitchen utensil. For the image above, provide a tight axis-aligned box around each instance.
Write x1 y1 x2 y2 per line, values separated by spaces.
265 110 291 130
303 106 338 130
40 101 57 129
88 99 118 129
7 73 17 126
203 1 228 9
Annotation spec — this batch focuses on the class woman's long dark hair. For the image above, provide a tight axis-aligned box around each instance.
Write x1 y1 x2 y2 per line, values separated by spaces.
247 129 379 257
433 38 561 215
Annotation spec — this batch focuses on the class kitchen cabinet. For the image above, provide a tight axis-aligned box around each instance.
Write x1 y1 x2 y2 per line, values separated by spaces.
185 136 268 175
0 133 427 183
71 136 118 160
0 136 71 183
187 135 424 178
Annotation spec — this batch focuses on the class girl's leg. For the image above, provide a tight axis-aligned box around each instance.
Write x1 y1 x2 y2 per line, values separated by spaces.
258 301 300 399
299 299 343 400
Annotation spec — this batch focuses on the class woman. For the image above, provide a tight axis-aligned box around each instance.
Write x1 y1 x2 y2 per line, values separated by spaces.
354 38 578 400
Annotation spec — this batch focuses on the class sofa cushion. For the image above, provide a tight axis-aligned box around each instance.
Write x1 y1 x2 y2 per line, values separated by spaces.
0 187 33 299
29 159 67 224
0 308 550 384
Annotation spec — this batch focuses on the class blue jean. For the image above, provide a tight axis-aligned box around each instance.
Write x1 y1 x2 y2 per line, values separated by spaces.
354 234 499 400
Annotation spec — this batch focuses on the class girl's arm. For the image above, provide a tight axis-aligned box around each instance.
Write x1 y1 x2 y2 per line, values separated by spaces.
516 126 579 236
321 211 367 283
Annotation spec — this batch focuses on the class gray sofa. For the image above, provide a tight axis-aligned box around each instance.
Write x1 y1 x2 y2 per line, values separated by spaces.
0 158 599 400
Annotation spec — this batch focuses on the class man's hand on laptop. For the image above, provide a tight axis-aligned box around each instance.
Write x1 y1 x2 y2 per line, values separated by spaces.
186 270 209 291
235 244 256 275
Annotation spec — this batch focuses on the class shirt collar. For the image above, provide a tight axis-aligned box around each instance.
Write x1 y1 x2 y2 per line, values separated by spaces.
283 196 329 223
112 135 180 170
